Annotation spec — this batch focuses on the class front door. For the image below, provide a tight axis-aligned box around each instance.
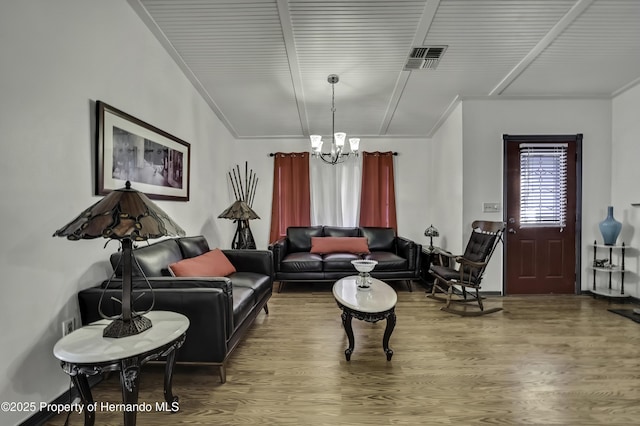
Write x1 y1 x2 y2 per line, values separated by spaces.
504 134 581 294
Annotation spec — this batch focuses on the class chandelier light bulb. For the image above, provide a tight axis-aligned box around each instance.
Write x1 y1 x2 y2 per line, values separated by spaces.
334 132 346 147
310 135 323 152
349 138 360 152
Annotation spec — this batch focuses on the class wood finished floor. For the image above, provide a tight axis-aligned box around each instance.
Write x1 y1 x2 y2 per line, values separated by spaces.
46 282 640 425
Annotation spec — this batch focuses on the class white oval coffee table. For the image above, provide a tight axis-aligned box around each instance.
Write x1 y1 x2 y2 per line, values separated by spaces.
332 276 397 361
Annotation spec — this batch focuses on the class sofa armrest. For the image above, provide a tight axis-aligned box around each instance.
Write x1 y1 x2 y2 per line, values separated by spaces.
396 236 421 274
268 238 288 273
77 283 232 363
222 249 273 277
99 276 232 292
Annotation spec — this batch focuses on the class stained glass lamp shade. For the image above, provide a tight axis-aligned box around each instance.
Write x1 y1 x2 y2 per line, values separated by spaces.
53 181 185 338
424 224 439 251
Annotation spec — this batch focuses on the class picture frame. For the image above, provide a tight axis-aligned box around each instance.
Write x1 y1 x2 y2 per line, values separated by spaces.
96 101 191 201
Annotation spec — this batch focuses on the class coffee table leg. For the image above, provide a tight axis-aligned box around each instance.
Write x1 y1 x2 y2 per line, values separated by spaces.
383 311 396 361
341 310 355 361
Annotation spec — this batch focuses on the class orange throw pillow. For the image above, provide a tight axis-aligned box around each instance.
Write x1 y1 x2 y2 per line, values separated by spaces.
310 237 370 254
169 248 237 277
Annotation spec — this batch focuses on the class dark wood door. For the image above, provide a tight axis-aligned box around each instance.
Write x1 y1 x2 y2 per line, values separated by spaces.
504 135 580 294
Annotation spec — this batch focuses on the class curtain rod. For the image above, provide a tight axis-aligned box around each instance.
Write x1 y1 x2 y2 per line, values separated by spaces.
268 152 398 157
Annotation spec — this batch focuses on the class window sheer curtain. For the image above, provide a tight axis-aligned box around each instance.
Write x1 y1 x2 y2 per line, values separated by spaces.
359 151 397 230
269 152 311 243
310 156 362 227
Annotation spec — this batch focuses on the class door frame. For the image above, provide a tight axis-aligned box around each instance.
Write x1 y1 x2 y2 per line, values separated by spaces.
502 134 583 295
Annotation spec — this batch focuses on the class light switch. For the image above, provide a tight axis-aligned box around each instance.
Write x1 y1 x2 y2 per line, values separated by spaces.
483 202 501 213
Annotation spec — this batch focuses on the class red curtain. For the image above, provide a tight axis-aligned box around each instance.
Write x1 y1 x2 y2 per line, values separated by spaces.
359 151 397 230
269 152 311 243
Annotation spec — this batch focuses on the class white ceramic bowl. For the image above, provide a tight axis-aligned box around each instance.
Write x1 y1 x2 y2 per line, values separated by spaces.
351 259 378 273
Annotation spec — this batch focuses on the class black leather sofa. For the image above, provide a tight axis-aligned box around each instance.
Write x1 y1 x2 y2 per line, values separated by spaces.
269 226 421 291
77 236 272 383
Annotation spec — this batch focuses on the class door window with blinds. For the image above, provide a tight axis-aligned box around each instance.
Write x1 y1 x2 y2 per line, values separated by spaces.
519 143 568 228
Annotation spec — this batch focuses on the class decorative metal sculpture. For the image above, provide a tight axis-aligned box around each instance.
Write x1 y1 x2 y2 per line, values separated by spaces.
218 162 260 249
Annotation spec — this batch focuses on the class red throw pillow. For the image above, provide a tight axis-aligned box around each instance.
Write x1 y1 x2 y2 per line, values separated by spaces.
310 237 370 254
169 248 237 277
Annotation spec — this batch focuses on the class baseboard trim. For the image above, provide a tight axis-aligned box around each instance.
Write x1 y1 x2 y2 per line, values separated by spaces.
18 375 102 426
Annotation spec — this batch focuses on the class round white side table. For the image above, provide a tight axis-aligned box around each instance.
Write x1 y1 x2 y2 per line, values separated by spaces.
53 310 189 426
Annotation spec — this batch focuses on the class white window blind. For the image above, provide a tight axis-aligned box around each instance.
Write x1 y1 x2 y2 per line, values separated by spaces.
519 143 568 228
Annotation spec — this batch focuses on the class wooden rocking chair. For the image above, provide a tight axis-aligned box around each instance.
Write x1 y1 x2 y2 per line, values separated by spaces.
428 221 504 316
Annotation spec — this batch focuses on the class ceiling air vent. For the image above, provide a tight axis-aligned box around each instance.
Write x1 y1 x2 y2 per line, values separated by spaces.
404 46 447 70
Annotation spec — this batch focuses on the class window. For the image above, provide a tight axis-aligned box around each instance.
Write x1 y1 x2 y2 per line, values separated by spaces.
519 143 567 228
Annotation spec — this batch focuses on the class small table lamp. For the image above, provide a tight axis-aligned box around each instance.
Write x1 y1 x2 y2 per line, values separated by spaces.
424 224 439 252
218 200 260 249
53 181 185 338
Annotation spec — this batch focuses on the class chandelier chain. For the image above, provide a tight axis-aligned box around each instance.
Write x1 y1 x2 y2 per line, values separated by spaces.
331 79 336 146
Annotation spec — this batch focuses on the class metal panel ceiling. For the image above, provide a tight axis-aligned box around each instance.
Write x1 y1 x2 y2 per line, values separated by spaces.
389 0 578 135
131 0 640 139
503 0 640 96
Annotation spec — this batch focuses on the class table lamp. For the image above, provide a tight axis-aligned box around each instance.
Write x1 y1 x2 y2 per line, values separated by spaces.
424 224 439 252
53 181 185 338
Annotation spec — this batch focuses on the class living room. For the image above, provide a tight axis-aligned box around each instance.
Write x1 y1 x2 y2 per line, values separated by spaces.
2 1 640 425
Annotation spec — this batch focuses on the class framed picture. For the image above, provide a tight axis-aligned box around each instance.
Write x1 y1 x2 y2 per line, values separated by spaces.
96 101 190 201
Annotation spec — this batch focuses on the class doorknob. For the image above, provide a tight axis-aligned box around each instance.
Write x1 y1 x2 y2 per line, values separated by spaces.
508 228 516 234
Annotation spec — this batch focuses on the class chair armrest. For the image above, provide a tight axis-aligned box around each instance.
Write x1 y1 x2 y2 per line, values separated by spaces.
434 249 456 268
396 236 421 274
455 257 488 269
454 257 488 285
77 284 232 362
91 276 234 339
100 276 232 288
222 249 273 277
268 237 288 273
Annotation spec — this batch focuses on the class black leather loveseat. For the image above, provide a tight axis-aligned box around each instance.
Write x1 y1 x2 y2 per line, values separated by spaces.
269 226 421 291
77 236 272 383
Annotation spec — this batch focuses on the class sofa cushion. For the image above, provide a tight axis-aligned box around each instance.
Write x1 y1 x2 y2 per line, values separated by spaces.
323 252 362 271
111 239 183 278
281 252 323 272
364 251 407 271
361 227 396 252
310 237 370 254
232 286 255 331
228 272 272 304
169 249 237 277
287 226 323 252
323 226 360 237
177 236 210 258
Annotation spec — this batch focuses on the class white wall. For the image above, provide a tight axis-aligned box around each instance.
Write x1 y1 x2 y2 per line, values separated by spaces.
429 102 464 253
461 98 612 293
612 82 640 297
228 138 432 249
0 1 234 424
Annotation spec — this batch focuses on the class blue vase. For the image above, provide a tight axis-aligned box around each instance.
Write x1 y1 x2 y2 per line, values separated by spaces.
599 206 622 246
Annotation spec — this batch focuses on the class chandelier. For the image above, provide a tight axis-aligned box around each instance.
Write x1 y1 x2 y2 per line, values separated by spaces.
310 74 360 165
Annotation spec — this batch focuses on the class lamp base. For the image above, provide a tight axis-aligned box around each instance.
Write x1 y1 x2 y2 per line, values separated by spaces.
102 315 152 338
